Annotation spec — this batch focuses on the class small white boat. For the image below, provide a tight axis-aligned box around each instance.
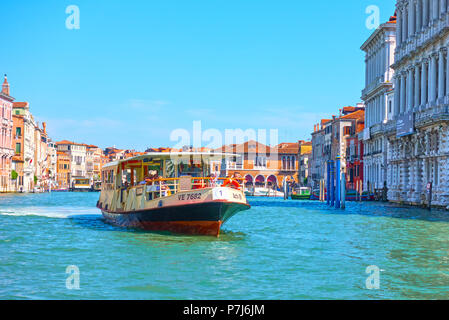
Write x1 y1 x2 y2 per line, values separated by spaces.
245 187 284 197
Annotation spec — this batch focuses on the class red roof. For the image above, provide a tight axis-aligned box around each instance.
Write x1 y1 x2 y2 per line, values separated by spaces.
13 102 28 108
341 109 365 121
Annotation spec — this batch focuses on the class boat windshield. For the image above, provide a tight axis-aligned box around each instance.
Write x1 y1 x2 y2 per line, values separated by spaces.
177 159 210 178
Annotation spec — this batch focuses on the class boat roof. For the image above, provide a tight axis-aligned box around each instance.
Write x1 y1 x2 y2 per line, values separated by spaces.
102 152 240 169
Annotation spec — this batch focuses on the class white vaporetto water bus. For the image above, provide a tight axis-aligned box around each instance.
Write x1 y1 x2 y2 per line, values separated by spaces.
97 152 250 236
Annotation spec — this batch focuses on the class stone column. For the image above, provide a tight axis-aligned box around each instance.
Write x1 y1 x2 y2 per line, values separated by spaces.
441 0 447 15
403 8 408 42
368 54 371 85
407 68 414 111
433 0 439 19
382 46 385 78
446 48 449 96
386 42 391 81
417 0 423 31
423 0 429 27
401 73 407 113
366 101 370 127
430 53 438 104
365 59 369 86
410 1 416 36
397 10 403 44
415 64 421 109
438 49 446 100
421 59 428 107
394 77 399 117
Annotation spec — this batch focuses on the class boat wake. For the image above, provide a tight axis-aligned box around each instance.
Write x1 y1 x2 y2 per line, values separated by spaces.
0 206 101 219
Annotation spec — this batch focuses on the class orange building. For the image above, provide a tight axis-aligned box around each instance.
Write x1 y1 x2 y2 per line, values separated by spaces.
11 112 24 190
215 140 300 190
56 151 71 190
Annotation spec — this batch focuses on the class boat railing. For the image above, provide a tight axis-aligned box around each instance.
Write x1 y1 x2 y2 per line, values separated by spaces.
121 177 245 200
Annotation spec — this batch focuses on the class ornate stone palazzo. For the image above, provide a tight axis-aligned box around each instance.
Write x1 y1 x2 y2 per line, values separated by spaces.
388 0 449 207
361 17 397 190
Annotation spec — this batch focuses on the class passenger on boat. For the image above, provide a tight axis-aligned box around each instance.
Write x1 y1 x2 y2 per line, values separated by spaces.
208 173 219 187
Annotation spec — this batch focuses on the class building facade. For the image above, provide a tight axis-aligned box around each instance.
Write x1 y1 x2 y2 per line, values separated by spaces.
56 140 88 187
0 76 14 192
346 129 365 191
56 151 71 190
361 15 397 191
216 140 300 190
387 0 449 207
86 145 103 184
310 119 331 190
298 141 312 187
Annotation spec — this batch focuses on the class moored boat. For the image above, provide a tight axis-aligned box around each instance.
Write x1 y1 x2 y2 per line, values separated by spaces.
310 189 374 201
97 152 251 236
245 187 283 197
71 177 91 192
291 187 311 200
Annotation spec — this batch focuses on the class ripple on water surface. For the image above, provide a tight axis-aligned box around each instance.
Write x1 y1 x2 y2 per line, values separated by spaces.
1 193 449 299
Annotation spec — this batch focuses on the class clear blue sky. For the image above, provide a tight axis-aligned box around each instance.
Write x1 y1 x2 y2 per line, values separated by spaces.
1 0 396 151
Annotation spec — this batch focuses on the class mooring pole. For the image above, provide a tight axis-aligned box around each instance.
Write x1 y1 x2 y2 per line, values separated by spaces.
335 156 341 209
330 160 335 207
341 173 346 210
321 179 325 202
326 161 330 205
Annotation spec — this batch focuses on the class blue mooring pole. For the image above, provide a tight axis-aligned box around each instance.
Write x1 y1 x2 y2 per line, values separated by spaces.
330 160 335 207
326 161 330 205
335 155 341 209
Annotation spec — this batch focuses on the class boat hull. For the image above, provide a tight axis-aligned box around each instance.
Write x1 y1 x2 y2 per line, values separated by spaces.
291 194 311 200
101 201 250 236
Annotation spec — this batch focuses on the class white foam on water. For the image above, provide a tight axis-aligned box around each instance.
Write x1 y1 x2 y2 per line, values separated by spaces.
0 206 101 219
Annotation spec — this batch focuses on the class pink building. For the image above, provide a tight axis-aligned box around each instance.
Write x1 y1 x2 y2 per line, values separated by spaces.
0 75 14 192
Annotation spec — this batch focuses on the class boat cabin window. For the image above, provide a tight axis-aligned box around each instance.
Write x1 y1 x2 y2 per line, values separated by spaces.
177 159 210 178
165 159 176 178
102 169 114 184
120 159 163 187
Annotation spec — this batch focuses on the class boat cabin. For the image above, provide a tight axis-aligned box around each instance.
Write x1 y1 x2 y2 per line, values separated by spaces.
99 152 244 211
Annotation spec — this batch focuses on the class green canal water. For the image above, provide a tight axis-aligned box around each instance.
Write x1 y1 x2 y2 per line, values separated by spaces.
1 192 449 300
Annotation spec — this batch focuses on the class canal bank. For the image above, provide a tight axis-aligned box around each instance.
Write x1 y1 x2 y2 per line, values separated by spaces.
1 193 449 299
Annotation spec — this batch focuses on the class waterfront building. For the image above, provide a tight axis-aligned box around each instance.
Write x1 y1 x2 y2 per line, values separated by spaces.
345 124 365 191
387 0 449 207
104 147 127 161
34 122 51 191
100 154 110 170
11 103 56 192
310 106 365 191
215 140 300 190
310 119 331 190
145 147 177 153
86 145 103 184
56 151 71 189
0 76 14 192
298 141 312 187
56 140 87 187
11 102 37 192
330 106 366 175
11 110 24 191
361 14 397 192
47 139 57 189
